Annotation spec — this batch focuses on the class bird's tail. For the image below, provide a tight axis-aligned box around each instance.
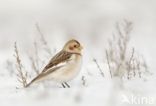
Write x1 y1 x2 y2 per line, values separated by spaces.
25 81 33 88
25 75 41 88
25 79 35 88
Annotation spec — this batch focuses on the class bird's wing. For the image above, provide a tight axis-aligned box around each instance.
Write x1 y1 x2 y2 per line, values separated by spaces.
26 51 72 87
42 50 72 73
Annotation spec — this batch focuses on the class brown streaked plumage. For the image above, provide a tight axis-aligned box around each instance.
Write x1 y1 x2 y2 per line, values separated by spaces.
42 51 72 72
26 39 83 88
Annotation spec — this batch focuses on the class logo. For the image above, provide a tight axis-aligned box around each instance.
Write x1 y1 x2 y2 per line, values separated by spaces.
121 94 155 105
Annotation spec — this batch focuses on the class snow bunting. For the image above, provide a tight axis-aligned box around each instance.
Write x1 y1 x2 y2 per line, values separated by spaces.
26 39 83 88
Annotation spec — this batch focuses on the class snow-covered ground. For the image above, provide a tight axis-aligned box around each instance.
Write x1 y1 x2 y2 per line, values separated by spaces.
0 0 156 106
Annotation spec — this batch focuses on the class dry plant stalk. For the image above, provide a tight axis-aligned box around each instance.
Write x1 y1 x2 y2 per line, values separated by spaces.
14 42 28 88
106 20 149 79
29 56 39 75
93 58 105 77
30 23 56 74
127 48 135 79
27 23 54 76
28 42 40 75
105 50 112 78
35 22 52 55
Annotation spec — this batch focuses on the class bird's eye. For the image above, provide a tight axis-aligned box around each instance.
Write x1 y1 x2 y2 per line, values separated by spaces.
74 44 77 48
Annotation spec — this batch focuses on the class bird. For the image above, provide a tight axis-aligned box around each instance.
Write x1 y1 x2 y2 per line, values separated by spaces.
26 39 83 88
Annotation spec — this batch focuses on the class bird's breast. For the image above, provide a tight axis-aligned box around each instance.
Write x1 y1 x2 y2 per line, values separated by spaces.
50 54 82 82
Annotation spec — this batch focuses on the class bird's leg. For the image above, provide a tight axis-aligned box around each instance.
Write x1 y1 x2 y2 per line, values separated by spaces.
62 83 66 88
64 82 70 88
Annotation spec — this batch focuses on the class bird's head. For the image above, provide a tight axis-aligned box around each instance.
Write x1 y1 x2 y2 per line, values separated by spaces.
63 39 83 54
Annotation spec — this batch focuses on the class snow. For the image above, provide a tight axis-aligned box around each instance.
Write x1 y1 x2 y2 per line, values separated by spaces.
1 62 156 106
0 0 156 106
